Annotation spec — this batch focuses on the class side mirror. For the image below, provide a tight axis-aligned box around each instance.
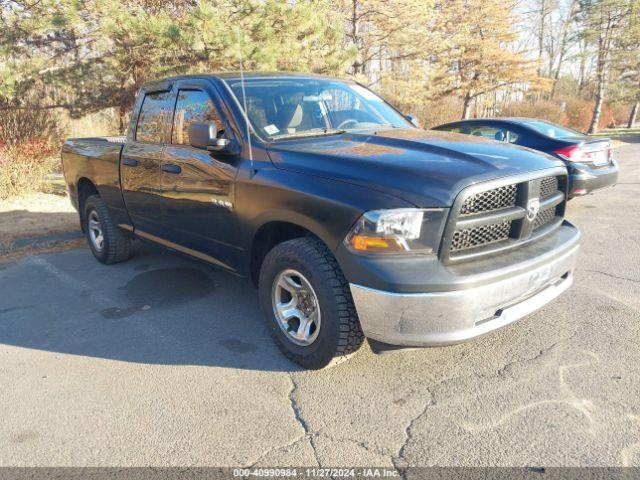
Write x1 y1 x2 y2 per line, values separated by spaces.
406 114 420 128
188 122 217 149
188 122 236 154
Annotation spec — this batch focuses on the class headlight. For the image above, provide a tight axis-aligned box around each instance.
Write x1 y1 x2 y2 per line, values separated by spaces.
345 208 449 254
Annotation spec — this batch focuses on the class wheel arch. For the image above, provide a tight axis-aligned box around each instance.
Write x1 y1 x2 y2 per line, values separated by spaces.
248 216 335 287
76 177 100 232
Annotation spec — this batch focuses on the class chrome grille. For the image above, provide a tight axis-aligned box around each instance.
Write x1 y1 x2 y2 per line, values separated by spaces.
443 171 566 262
539 176 558 198
533 206 556 230
451 220 512 252
460 184 517 215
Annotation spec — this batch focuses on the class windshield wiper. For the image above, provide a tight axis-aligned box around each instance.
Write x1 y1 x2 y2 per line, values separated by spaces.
270 128 346 140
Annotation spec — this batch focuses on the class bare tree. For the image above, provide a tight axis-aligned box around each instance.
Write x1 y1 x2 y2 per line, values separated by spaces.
537 0 551 76
580 0 634 134
550 0 580 97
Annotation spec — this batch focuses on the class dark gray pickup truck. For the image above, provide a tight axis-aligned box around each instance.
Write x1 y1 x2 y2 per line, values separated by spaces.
62 73 580 369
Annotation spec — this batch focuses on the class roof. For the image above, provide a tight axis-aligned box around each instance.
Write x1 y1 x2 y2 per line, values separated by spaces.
143 72 345 89
437 117 542 127
213 71 341 81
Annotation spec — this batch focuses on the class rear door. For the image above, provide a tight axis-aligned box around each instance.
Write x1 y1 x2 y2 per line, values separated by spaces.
121 89 172 237
160 82 241 272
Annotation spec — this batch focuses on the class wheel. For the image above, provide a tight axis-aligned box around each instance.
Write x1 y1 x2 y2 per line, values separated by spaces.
258 237 364 369
83 194 131 264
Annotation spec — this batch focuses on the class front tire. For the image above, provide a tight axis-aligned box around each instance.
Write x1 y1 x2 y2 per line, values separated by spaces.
83 195 131 264
258 237 364 369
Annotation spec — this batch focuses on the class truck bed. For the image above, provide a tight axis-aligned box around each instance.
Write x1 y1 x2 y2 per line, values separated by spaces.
61 136 127 215
66 136 127 144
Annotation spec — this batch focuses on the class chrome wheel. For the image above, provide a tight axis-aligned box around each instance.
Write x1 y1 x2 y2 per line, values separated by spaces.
87 209 104 252
271 269 321 346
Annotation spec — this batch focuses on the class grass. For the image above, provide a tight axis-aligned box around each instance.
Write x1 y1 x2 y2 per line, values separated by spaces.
0 192 79 243
0 139 62 200
594 127 640 137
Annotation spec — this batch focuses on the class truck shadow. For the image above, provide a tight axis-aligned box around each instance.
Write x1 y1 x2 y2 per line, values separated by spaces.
0 242 304 373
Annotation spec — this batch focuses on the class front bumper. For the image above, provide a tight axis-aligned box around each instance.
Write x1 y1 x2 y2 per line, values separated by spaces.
348 223 580 347
568 160 618 197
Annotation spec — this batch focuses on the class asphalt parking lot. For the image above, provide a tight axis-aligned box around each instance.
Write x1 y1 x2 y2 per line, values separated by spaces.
1 141 639 468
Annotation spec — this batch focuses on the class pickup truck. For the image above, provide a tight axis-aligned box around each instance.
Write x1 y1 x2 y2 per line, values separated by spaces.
62 73 580 369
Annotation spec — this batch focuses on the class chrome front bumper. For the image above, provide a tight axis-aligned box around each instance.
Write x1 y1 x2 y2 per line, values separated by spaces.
349 244 579 347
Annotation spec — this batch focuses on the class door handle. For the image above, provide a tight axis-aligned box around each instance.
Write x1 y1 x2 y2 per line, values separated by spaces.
122 158 138 167
161 163 181 174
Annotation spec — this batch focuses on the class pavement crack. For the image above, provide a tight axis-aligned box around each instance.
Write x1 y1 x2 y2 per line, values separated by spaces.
315 433 394 458
246 434 307 468
587 270 640 284
495 332 579 378
248 373 320 467
392 389 436 477
288 372 321 466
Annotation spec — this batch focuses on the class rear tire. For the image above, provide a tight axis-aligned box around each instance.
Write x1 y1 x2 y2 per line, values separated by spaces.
83 195 131 264
258 237 364 369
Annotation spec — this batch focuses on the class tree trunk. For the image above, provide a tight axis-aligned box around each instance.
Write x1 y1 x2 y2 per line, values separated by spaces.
588 35 609 135
537 0 547 77
461 93 473 120
629 102 639 129
577 38 587 96
588 75 605 134
349 0 362 75
118 80 127 135
551 0 578 98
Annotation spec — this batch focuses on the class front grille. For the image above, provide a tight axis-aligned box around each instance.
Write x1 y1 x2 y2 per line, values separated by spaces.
460 184 516 215
539 176 558 198
532 206 556 230
442 171 566 262
451 220 512 252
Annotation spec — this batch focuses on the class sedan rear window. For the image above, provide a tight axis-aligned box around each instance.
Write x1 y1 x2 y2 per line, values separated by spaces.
521 120 583 139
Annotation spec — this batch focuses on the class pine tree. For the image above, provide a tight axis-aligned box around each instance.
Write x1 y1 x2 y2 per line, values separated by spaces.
429 0 546 119
0 0 349 132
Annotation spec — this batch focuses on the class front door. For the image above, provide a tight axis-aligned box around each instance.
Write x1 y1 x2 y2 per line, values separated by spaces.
121 90 172 237
161 85 240 272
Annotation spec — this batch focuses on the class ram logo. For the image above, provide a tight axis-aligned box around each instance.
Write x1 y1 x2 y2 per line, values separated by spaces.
526 197 541 222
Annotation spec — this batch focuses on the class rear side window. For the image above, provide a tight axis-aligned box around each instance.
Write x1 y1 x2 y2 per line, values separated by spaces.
172 90 224 145
438 125 466 133
136 92 171 143
468 124 520 143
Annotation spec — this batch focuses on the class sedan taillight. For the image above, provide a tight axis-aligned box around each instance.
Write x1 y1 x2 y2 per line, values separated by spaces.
554 145 583 162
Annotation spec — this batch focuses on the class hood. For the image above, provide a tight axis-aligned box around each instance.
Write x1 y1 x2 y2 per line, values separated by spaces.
266 128 565 207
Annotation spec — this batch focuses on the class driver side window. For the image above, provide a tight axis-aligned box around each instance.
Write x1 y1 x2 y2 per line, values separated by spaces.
172 90 224 145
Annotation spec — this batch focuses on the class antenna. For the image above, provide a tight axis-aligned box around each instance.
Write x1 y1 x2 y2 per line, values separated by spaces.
236 27 254 176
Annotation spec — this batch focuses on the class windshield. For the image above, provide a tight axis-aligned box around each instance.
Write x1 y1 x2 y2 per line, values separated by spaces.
224 77 412 140
521 119 584 139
